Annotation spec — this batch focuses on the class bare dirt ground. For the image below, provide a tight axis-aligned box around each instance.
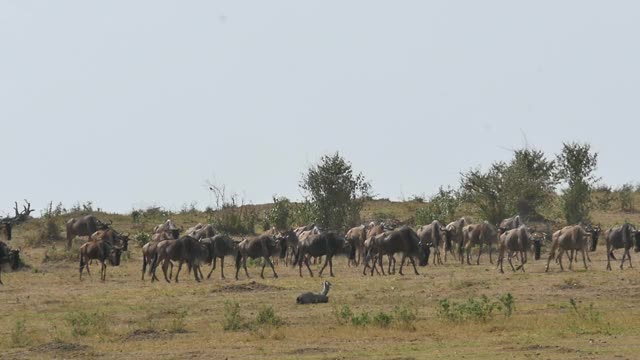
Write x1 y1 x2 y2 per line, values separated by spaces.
2 240 640 359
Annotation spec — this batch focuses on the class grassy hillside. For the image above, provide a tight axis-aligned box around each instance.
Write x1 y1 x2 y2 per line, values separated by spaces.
2 194 640 359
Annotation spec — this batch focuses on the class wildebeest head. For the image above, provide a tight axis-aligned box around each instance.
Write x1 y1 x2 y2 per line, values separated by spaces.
118 233 130 252
9 248 20 270
108 246 123 266
588 225 601 251
417 241 429 267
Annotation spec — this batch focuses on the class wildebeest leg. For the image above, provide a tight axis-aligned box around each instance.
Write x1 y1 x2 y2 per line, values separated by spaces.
265 256 278 278
408 255 419 275
545 248 555 272
558 249 565 271
329 256 335 277
489 245 493 264
379 254 387 276
175 261 184 283
207 257 216 279
261 257 267 279
580 247 587 270
304 256 314 277
162 259 172 283
476 244 483 265
243 256 250 278
101 261 107 282
318 255 330 277
606 244 612 271
142 256 147 281
508 251 516 272
520 251 527 272
398 254 407 275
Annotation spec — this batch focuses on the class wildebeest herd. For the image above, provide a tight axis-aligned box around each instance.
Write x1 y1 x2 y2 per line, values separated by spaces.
1 213 640 286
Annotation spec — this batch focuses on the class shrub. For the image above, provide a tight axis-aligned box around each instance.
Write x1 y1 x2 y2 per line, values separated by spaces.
437 294 515 323
223 301 243 331
392 305 417 330
256 306 283 328
266 196 292 231
567 298 616 335
131 210 142 224
66 311 107 337
333 304 353 325
134 232 151 248
350 312 371 327
372 311 393 328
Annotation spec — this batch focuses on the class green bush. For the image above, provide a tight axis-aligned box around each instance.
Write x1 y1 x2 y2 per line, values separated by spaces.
372 311 393 328
567 298 615 335
437 294 515 323
66 311 107 337
223 301 243 331
256 306 283 328
333 304 353 325
134 232 151 248
350 312 371 327
392 305 417 330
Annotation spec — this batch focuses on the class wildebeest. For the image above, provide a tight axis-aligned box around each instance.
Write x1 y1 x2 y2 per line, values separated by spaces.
90 228 130 252
154 219 180 239
297 281 332 304
188 224 216 240
153 235 207 283
293 231 351 277
545 225 593 272
141 240 162 281
276 229 299 266
417 220 445 265
461 222 499 265
496 225 537 273
0 241 19 285
345 225 367 266
604 223 639 270
235 235 281 280
443 218 466 261
366 226 428 276
79 240 123 281
294 224 315 237
65 215 111 248
498 215 521 234
199 234 239 279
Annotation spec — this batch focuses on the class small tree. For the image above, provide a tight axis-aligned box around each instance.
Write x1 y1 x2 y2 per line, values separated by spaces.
556 142 599 224
300 152 371 231
266 196 292 230
460 162 507 225
415 186 460 226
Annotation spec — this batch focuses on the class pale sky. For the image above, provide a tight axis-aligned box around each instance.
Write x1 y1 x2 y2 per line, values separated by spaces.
1 1 639 215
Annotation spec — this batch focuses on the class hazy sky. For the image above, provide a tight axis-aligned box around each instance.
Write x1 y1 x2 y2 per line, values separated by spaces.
1 1 639 215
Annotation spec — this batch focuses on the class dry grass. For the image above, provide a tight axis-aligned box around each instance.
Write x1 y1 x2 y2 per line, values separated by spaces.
2 199 640 359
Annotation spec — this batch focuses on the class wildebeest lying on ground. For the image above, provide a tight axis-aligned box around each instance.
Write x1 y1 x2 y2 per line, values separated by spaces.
461 222 499 265
366 226 428 276
545 225 593 272
235 235 281 280
496 225 540 273
297 281 332 304
198 234 238 279
65 215 111 248
293 231 352 277
79 239 123 281
604 223 639 270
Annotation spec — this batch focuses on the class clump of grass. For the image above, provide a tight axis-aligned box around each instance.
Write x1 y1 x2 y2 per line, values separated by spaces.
134 232 151 248
437 294 515 323
567 298 617 335
350 312 371 327
10 318 31 348
168 309 188 333
223 301 244 331
43 244 80 263
65 311 107 337
372 311 393 328
333 304 354 325
392 305 417 330
256 305 283 328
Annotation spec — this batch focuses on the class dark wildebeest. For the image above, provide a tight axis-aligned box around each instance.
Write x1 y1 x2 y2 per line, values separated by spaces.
443 218 466 262
0 242 21 285
498 215 521 234
293 231 352 278
461 222 499 265
235 235 281 280
276 229 299 266
545 225 593 272
366 226 428 276
496 225 539 273
79 240 123 281
199 234 239 279
345 225 367 266
90 229 130 252
151 236 207 283
297 281 332 304
417 220 445 265
604 223 639 270
65 215 111 248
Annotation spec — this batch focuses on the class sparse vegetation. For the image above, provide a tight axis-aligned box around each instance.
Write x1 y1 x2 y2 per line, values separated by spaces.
223 301 244 331
66 311 107 337
10 318 30 348
437 294 515 323
255 305 283 328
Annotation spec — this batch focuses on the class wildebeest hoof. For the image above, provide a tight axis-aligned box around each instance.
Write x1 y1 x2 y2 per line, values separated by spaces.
274 274 279 279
